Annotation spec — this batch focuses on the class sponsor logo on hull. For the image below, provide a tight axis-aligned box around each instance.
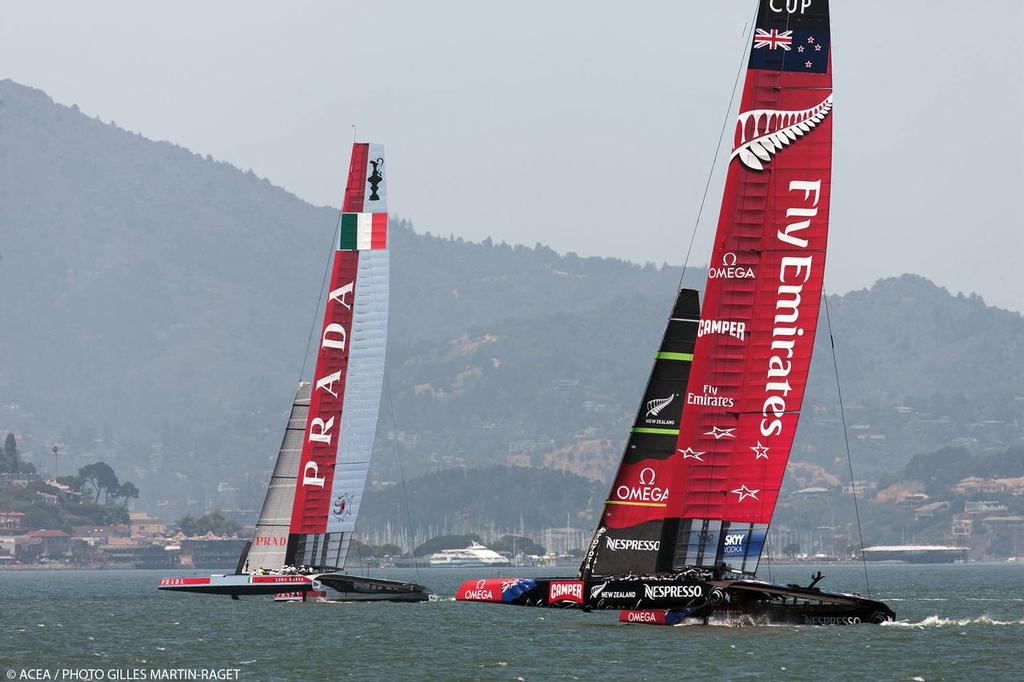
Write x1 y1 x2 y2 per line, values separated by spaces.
458 578 500 602
456 578 538 604
251 575 311 585
548 581 584 604
802 615 862 625
604 537 660 552
159 577 211 587
642 584 703 600
590 584 640 600
620 610 666 624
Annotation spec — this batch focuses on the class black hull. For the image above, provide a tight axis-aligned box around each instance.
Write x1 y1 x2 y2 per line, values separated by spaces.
457 575 894 625
315 573 430 602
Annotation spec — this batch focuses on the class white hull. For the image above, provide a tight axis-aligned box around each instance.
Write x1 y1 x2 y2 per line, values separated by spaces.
428 559 510 568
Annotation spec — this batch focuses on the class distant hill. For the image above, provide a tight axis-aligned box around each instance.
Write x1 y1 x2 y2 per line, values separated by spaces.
1 79 1022 524
359 466 605 538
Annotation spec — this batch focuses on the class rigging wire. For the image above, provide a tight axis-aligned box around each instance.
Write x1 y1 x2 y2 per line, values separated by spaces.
298 214 344 383
677 14 754 289
823 290 871 598
384 367 422 584
688 11 757 552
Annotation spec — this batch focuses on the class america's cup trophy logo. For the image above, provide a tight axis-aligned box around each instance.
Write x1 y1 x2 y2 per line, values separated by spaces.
367 157 384 201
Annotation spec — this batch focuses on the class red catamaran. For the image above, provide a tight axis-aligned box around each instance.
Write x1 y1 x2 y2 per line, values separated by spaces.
457 0 894 625
159 143 427 602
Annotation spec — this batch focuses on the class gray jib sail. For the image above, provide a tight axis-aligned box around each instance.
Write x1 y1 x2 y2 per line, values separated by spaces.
239 382 311 572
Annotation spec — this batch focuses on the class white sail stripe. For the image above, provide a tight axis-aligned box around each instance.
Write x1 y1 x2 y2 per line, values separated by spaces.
356 213 373 250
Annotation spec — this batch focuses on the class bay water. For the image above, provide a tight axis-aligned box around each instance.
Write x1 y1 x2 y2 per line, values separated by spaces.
2 563 1021 680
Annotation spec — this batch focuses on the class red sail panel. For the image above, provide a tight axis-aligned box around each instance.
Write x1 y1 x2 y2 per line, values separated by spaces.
344 143 369 212
289 250 359 533
669 0 832 528
288 143 374 535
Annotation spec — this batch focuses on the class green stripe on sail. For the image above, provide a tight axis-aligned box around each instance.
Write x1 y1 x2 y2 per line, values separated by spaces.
340 213 359 250
630 427 679 435
655 352 693 361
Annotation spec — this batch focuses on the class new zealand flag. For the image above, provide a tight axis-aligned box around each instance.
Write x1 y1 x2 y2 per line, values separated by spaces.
747 0 830 74
749 29 830 73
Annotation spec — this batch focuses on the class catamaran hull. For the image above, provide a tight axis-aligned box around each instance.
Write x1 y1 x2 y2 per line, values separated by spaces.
159 573 429 602
312 573 430 602
456 576 894 625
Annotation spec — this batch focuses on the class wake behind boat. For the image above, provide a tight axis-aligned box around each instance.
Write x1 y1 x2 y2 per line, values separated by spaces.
458 0 894 625
159 142 428 603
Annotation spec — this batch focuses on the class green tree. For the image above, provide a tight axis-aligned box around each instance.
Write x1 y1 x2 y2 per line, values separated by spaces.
174 511 242 537
491 535 545 556
115 481 140 506
4 432 17 462
22 504 69 531
78 462 119 503
175 514 200 536
0 432 36 474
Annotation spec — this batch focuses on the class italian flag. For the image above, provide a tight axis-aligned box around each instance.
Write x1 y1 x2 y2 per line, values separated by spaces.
339 212 387 250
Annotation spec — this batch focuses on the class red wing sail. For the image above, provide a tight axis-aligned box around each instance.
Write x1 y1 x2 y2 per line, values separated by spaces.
666 0 833 574
288 143 389 571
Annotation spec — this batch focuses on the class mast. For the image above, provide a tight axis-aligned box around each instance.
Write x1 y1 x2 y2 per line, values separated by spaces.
667 0 833 575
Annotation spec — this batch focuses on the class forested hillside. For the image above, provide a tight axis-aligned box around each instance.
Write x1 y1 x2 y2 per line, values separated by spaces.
2 79 1021 526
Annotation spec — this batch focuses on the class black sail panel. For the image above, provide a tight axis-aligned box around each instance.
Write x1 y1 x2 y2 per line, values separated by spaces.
580 289 700 578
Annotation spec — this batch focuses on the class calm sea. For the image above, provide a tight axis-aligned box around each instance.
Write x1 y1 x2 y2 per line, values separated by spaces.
1 563 1021 681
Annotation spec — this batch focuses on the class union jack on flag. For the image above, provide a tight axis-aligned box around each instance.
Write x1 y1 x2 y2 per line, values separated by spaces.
753 28 792 51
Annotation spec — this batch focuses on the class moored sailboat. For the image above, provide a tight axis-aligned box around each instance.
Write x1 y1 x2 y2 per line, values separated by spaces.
159 142 428 602
456 0 894 625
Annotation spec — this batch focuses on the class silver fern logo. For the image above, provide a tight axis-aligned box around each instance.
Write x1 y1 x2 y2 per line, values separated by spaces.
645 394 676 418
732 94 833 171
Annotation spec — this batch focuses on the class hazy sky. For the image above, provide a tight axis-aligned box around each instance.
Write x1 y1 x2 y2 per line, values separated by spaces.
3 1 1022 311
